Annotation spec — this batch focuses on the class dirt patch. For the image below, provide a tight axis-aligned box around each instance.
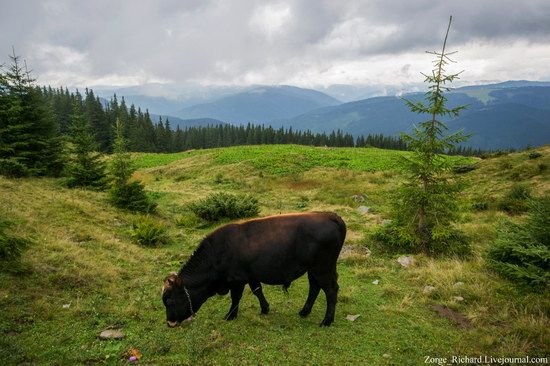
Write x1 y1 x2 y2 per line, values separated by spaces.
286 179 319 190
430 304 472 329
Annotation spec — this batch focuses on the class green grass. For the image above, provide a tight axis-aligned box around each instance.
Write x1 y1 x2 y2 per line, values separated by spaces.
134 144 471 176
1 144 549 365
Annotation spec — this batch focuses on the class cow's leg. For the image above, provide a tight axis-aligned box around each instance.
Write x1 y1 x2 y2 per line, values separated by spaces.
224 283 245 321
299 272 320 318
315 271 339 327
249 281 270 314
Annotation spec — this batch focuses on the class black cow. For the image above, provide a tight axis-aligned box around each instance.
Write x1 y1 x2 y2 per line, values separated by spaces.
162 212 346 327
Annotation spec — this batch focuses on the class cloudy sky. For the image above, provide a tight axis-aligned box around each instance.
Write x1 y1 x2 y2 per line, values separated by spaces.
1 0 549 94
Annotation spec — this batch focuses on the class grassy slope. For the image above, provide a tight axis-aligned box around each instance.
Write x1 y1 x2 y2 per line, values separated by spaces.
1 144 549 365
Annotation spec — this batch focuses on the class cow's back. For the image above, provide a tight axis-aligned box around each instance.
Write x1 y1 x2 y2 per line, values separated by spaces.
210 212 345 285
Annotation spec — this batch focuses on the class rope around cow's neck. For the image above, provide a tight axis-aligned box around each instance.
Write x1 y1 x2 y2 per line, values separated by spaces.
183 286 195 317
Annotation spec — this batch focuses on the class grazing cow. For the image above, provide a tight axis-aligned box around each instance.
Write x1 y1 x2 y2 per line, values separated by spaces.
162 212 346 327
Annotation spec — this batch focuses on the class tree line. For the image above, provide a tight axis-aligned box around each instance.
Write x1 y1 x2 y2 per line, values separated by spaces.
38 86 411 152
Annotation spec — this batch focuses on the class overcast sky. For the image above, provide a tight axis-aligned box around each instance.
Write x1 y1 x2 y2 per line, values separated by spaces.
1 0 549 94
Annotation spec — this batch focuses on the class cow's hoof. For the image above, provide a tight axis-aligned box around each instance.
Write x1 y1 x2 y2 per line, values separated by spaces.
261 307 270 315
319 319 333 327
298 309 311 318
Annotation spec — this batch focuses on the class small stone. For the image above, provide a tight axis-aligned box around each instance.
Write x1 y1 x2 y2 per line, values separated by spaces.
423 285 436 294
372 279 380 285
383 353 391 359
453 281 465 288
62 303 71 309
357 206 371 215
381 219 392 225
452 296 465 302
397 256 415 268
346 314 361 322
351 194 366 203
99 329 125 340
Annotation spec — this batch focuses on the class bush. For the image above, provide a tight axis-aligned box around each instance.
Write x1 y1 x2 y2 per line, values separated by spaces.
528 151 542 159
0 159 28 178
188 192 259 222
109 181 157 213
486 197 550 290
372 221 471 258
498 183 532 214
471 199 489 212
129 215 169 247
452 164 478 174
0 219 31 272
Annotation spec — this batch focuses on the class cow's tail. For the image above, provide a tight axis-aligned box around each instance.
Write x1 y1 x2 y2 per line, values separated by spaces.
329 213 347 247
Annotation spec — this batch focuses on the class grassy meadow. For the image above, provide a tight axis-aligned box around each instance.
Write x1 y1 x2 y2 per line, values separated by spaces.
1 144 549 365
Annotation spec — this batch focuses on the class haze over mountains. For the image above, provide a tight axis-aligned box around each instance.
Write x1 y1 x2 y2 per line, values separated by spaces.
96 81 550 150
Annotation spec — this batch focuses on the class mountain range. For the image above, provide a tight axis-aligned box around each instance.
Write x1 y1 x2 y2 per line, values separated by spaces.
99 81 550 150
174 85 340 123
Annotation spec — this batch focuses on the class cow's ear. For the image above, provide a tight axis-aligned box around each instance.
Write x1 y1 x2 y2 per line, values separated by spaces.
163 272 182 291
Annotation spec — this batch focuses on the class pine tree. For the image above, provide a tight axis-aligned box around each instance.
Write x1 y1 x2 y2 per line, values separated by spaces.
65 91 108 189
108 119 155 213
84 88 111 152
0 50 64 177
374 16 470 256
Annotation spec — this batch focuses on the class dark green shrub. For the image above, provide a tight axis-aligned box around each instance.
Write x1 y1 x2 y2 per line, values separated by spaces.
452 164 478 174
109 181 157 213
295 196 310 210
486 197 550 290
214 173 226 184
129 215 169 247
0 159 28 178
528 151 542 159
498 183 532 214
188 192 259 222
372 221 471 258
0 219 31 272
471 199 489 211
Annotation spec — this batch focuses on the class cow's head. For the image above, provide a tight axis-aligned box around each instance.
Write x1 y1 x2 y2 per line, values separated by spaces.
162 272 194 327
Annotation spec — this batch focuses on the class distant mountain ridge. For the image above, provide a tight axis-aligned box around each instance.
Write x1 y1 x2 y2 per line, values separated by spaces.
278 83 550 150
175 85 340 123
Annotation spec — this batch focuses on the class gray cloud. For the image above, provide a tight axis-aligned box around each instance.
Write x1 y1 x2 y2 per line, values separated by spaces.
1 0 549 89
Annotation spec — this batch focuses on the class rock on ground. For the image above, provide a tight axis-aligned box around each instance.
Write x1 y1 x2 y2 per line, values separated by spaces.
99 329 125 340
397 256 415 268
423 285 436 294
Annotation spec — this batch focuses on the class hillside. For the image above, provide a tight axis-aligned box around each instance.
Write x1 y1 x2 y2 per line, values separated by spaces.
1 145 549 364
175 85 341 123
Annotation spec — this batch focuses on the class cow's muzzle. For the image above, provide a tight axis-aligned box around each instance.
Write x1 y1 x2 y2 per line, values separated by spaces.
167 320 179 328
167 316 194 327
